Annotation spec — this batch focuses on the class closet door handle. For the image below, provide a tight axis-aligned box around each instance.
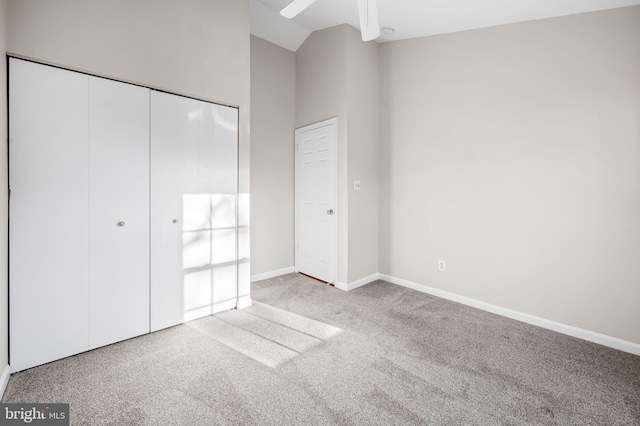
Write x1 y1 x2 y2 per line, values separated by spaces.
117 221 125 227
172 219 179 224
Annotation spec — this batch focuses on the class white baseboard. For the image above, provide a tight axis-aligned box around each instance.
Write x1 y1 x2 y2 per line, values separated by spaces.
334 281 348 291
237 294 253 310
212 299 238 314
0 364 10 399
335 273 380 292
251 267 295 283
379 274 640 356
253 268 640 355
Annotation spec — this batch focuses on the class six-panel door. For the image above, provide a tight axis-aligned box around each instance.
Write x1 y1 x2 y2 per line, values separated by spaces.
295 122 337 283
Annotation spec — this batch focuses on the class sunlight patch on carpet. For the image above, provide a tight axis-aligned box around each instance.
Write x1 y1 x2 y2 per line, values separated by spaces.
187 302 343 368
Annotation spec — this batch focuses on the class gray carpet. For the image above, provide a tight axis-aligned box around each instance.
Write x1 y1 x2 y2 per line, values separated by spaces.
3 273 639 425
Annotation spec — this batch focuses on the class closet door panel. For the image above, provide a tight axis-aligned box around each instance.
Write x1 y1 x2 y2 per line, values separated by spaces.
89 77 150 349
9 59 90 372
198 102 238 312
199 103 238 194
150 91 199 331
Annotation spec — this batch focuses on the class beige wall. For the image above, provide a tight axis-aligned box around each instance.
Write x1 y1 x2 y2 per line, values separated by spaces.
379 6 640 344
0 0 8 370
250 36 295 276
7 0 249 110
295 24 380 284
296 25 349 283
5 0 251 303
345 29 379 282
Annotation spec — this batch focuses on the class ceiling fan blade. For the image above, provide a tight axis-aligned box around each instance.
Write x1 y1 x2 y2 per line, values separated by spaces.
356 0 380 41
280 0 317 19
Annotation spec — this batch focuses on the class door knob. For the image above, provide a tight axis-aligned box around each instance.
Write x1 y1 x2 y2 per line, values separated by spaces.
327 209 334 215
172 219 179 223
117 221 125 227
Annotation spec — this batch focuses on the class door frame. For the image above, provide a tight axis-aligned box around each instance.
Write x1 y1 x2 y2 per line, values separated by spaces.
294 117 339 284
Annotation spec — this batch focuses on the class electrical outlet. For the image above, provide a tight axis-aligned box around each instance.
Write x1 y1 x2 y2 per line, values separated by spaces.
438 259 446 272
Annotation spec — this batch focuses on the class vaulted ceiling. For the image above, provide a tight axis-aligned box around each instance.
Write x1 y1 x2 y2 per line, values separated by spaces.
250 0 640 51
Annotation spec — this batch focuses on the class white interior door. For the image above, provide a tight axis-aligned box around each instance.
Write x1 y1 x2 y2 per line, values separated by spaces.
9 59 91 372
88 77 150 349
150 91 199 331
295 118 337 283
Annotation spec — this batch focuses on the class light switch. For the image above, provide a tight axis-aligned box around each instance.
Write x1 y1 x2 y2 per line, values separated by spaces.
354 180 362 191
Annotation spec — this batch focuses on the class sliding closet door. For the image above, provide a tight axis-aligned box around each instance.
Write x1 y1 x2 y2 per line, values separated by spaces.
88 77 150 349
9 59 90 372
198 102 238 315
150 91 198 331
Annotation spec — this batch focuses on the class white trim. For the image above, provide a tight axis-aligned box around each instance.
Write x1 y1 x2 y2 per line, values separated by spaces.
294 117 339 285
379 274 640 356
334 281 348 291
335 273 380 292
0 364 10 398
212 299 238 314
251 267 295 283
294 117 339 137
236 294 253 310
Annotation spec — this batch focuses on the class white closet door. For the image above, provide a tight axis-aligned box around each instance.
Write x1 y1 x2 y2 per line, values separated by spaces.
88 77 150 349
198 102 238 315
151 96 239 326
9 59 90 372
150 91 198 331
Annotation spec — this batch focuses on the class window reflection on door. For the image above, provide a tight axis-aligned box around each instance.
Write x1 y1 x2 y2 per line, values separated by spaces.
182 193 237 321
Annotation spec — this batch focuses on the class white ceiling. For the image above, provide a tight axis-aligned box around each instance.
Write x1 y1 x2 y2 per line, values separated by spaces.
251 0 640 51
